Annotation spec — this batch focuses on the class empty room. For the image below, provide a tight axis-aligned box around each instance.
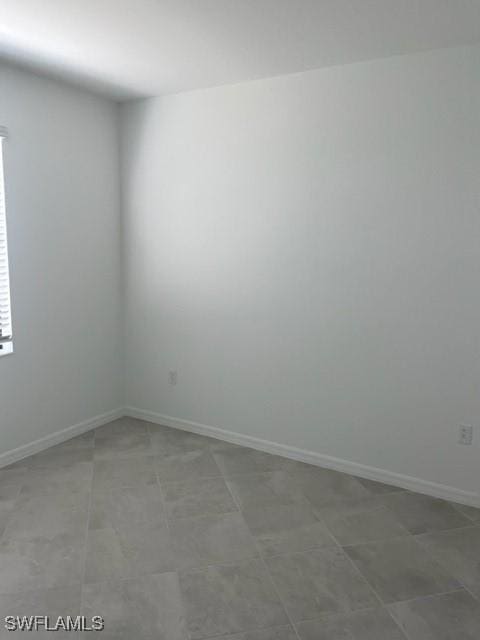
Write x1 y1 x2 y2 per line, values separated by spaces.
0 1 479 638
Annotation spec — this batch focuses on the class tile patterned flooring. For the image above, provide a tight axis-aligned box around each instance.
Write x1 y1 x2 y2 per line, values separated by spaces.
0 417 479 639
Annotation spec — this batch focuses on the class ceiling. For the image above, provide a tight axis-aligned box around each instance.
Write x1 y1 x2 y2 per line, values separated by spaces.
1 0 480 100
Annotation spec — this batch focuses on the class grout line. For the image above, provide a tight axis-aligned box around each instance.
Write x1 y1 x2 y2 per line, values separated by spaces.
80 570 181 588
386 588 472 640
321 523 386 606
311 508 413 640
78 457 95 615
413 522 480 538
154 473 172 531
257 551 302 640
449 501 480 524
386 587 471 608
413 529 480 604
150 425 174 531
340 532 415 550
220 460 302 640
217 469 287 480
153 463 197 640
341 533 479 633
259 540 338 560
386 601 414 640
458 583 480 603
318 503 413 544
0 481 23 543
206 437 441 638
333 544 410 640
158 475 241 523
291 605 396 626
199 624 296 640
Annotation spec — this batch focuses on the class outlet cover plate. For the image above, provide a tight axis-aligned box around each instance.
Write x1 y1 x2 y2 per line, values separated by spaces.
458 425 473 445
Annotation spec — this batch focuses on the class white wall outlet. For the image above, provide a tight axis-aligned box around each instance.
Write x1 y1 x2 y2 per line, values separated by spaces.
168 370 178 386
458 425 473 445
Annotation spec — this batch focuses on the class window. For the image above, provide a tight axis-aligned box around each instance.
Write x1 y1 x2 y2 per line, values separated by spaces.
0 128 13 356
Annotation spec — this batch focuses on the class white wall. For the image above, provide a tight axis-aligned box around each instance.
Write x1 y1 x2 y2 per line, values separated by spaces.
121 44 480 497
0 64 122 454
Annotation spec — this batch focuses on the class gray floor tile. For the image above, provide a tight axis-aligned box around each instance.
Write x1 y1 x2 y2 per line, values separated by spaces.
0 460 29 485
179 558 288 639
162 477 238 519
84 522 174 583
156 449 222 483
242 502 336 556
356 478 406 495
28 447 93 470
171 512 258 570
92 456 157 492
17 488 90 516
22 459 93 487
19 464 92 510
0 484 21 535
27 433 95 463
388 589 480 640
265 547 378 622
450 503 480 523
287 465 371 513
213 448 287 477
296 608 406 640
2 496 87 541
150 425 214 455
0 585 81 639
89 485 165 530
208 440 245 453
305 495 384 521
0 532 85 594
94 417 149 438
416 526 480 598
213 627 297 640
82 572 188 639
49 431 95 451
467 584 480 600
378 492 471 535
94 431 152 460
323 506 410 546
345 537 461 604
227 471 306 510
1 425 475 639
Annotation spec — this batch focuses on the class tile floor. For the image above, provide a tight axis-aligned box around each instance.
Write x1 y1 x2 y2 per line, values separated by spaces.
0 417 479 639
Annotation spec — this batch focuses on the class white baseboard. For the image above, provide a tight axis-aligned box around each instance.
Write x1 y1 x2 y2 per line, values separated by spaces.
3 404 478 509
126 406 480 509
0 408 124 469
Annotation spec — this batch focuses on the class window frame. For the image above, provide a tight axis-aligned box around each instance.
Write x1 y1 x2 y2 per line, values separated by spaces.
0 128 13 357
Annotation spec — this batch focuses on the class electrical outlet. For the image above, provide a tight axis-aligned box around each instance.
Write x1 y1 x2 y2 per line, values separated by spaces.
168 370 177 386
458 425 473 445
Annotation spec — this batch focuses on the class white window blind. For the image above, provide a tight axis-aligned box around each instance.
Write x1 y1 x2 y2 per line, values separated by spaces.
0 129 13 356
